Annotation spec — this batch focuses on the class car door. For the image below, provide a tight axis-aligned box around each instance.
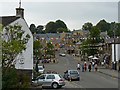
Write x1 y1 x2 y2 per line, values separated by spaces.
45 75 55 86
37 74 46 86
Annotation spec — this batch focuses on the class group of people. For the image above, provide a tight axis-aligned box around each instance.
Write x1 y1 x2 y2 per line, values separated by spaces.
77 61 98 72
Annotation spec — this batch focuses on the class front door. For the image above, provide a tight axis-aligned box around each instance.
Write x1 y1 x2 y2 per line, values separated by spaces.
37 75 46 86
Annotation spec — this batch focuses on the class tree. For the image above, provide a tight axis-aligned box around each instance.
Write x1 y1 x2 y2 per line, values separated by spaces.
80 26 102 56
33 40 43 60
55 20 67 29
115 23 120 36
2 24 30 89
45 20 69 33
96 19 110 32
2 24 30 71
36 25 44 34
46 42 54 55
0 24 2 65
45 21 56 33
29 24 36 34
82 22 93 31
57 28 68 33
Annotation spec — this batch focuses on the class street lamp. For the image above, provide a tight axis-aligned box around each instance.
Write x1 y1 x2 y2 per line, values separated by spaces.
113 22 117 70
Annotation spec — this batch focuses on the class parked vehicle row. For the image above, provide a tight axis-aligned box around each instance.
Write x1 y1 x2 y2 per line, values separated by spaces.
32 69 80 89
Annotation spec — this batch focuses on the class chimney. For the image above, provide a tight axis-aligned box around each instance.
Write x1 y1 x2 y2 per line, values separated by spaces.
16 8 24 18
16 0 24 18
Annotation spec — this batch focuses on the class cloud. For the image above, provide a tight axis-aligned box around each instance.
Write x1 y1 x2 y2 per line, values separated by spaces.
0 2 118 30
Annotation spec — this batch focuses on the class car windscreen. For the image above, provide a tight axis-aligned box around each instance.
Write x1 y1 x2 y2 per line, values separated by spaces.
38 67 43 70
70 71 78 74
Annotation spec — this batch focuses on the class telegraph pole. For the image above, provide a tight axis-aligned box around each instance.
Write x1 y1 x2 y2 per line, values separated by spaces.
113 22 117 70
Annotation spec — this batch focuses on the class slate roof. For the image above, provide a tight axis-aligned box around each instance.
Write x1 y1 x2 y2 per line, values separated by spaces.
0 16 20 26
35 33 61 39
105 37 120 44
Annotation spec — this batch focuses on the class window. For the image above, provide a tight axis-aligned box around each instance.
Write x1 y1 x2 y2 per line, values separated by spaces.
38 75 46 79
46 75 55 79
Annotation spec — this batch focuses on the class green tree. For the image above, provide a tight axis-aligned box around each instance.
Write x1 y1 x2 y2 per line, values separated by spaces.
81 26 102 56
46 42 55 58
45 20 69 33
36 25 44 34
2 24 30 71
45 21 56 33
107 22 117 37
82 22 93 31
0 24 2 90
57 28 68 33
55 20 67 29
2 24 30 89
29 24 36 34
33 40 43 60
115 23 120 36
96 19 110 32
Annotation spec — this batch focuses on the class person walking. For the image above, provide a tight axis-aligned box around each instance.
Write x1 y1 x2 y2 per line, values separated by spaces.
95 63 98 71
88 63 92 72
43 64 45 68
82 64 84 72
77 63 80 70
92 61 95 71
84 62 87 71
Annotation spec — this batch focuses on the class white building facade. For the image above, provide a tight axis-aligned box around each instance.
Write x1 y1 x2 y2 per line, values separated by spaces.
112 44 120 62
1 5 33 79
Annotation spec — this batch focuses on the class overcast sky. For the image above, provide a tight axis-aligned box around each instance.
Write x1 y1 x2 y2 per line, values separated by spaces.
0 0 119 30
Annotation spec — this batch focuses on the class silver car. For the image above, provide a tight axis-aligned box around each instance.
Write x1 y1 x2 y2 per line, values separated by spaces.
38 66 44 73
35 74 65 89
64 70 80 81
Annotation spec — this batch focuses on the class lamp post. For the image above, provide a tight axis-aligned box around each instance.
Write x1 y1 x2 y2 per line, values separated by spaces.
113 22 117 70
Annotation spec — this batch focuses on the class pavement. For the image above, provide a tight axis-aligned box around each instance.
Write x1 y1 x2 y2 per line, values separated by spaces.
74 56 119 79
98 66 119 79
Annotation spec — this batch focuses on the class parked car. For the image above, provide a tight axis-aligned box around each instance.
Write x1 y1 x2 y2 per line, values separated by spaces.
63 70 80 81
38 66 44 73
33 74 65 89
59 53 66 57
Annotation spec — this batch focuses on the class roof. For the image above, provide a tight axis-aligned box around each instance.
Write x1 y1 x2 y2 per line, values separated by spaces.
105 37 120 44
35 33 61 39
100 32 109 38
0 16 20 26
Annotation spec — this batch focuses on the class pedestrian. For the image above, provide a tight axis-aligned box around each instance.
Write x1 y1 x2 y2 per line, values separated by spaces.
53 59 55 63
84 62 87 71
88 63 92 72
77 63 80 70
95 63 98 71
43 64 45 68
82 64 84 72
92 61 95 71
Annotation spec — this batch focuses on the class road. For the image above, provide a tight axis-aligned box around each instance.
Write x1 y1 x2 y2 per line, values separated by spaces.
40 52 118 88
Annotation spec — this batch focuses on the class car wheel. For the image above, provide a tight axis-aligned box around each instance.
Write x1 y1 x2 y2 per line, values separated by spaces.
52 82 58 89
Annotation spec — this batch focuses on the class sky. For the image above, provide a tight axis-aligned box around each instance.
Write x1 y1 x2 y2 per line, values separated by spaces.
0 0 119 31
